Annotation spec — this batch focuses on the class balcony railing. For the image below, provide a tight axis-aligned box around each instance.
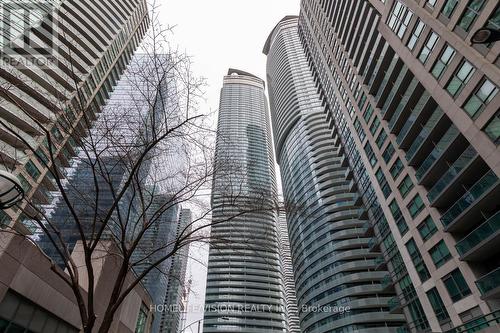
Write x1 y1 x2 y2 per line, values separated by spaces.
396 91 431 145
427 145 477 203
415 126 460 181
441 170 499 227
455 211 500 257
388 297 400 312
476 267 500 297
444 310 500 333
381 274 393 289
405 109 443 162
388 78 419 130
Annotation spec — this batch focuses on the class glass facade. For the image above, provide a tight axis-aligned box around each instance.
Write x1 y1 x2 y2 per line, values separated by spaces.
297 1 500 332
203 69 285 333
265 16 405 333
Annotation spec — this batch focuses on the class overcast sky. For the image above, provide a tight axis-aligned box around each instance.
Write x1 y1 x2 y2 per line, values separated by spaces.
159 1 301 330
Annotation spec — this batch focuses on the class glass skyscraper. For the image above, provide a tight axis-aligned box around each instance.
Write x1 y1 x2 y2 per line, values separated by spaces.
203 69 286 332
264 16 406 333
0 0 149 230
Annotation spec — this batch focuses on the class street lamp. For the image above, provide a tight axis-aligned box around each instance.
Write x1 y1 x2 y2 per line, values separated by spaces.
0 170 24 209
471 27 500 44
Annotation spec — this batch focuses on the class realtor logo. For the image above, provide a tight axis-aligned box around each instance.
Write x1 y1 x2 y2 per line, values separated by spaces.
0 0 59 67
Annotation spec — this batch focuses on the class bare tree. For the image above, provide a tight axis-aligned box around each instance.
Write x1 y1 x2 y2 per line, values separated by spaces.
0 2 278 333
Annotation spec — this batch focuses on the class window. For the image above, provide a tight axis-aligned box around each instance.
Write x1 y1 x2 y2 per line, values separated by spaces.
354 118 366 142
406 239 431 282
417 216 437 241
446 61 476 97
25 160 41 181
17 174 32 193
407 194 425 218
0 290 78 333
364 142 377 167
390 200 409 235
135 303 148 333
376 168 391 198
441 0 459 18
431 45 456 80
429 240 452 267
418 31 440 64
398 175 414 198
363 105 374 123
370 116 381 135
407 19 426 50
443 269 471 302
387 1 414 39
457 0 486 32
426 0 437 7
390 158 404 179
484 111 500 145
463 79 498 119
427 288 450 321
358 93 367 109
383 143 395 163
376 130 388 149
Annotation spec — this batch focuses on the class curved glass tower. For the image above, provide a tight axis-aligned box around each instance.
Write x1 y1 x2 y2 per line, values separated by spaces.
264 17 406 333
203 69 285 332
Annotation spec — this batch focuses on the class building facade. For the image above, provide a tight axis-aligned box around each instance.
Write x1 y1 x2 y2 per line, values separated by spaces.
275 203 300 333
0 233 154 333
203 69 286 332
160 208 192 333
0 0 149 230
265 16 406 333
296 0 500 332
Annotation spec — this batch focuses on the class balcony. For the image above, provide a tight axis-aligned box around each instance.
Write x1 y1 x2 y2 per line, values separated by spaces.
388 78 419 133
405 110 446 166
444 310 500 333
441 170 500 232
375 256 387 270
381 274 394 291
368 237 380 252
476 267 500 300
455 211 500 261
381 67 410 119
415 126 461 184
396 91 432 148
363 221 374 236
427 145 478 205
388 297 403 314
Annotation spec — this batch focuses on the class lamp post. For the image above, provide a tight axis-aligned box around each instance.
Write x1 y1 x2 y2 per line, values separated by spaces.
471 27 500 44
180 319 203 333
0 170 24 209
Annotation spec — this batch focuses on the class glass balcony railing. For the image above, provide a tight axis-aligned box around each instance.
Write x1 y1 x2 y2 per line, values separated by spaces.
375 56 400 102
381 274 393 289
441 170 499 227
368 52 386 87
397 91 431 145
389 78 419 130
375 256 386 267
368 237 379 250
396 326 410 333
405 108 443 162
476 267 500 297
382 66 408 116
388 297 400 311
444 310 500 333
456 211 500 257
427 145 477 203
415 126 460 180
